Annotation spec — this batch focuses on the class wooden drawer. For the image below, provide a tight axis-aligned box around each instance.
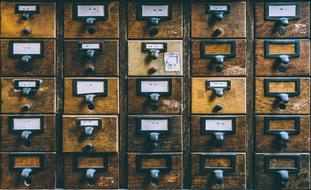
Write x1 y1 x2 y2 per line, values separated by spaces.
255 77 310 114
191 115 246 152
1 2 56 38
64 77 119 114
255 153 310 189
191 39 246 76
1 78 56 113
128 115 182 152
128 40 183 76
128 153 182 189
191 2 246 38
64 2 119 38
256 115 310 152
64 153 118 189
255 2 310 38
0 114 55 152
192 77 246 114
128 78 182 114
62 115 118 153
64 40 119 77
1 39 56 77
128 1 183 39
255 39 310 76
191 153 246 190
0 153 55 189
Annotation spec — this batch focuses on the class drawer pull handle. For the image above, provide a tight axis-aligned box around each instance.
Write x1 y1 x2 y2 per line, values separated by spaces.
150 132 160 149
84 127 94 137
22 28 31 35
150 18 161 25
150 169 160 184
84 143 94 152
86 49 96 59
21 130 32 147
22 13 31 20
277 170 289 187
214 169 224 185
277 18 289 35
85 168 96 185
86 17 96 25
213 132 224 146
150 49 160 60
275 131 289 148
214 55 224 64
150 93 160 110
21 168 32 186
277 93 289 110
213 27 222 36
85 94 96 110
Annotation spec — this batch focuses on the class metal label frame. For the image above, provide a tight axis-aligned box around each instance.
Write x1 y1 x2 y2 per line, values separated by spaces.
73 154 109 172
76 118 102 129
200 40 236 59
264 78 300 97
264 2 300 21
9 40 44 58
199 154 236 174
142 42 167 53
200 117 236 135
72 79 108 97
136 154 172 173
15 4 40 14
206 80 231 91
264 40 300 58
206 3 231 14
8 116 44 134
73 2 109 21
9 153 44 172
264 154 300 173
13 79 41 91
136 117 171 136
136 78 172 97
136 2 172 21
264 116 300 135
79 42 104 52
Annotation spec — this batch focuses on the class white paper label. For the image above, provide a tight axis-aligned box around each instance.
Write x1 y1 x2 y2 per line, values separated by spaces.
164 52 181 72
205 119 233 131
145 44 164 50
18 5 37 11
208 81 228 88
140 81 169 93
13 43 41 55
209 5 228 11
268 5 296 17
13 118 41 130
141 119 168 131
18 81 37 88
77 5 105 17
142 5 169 17
76 81 105 94
81 43 100 50
80 119 99 126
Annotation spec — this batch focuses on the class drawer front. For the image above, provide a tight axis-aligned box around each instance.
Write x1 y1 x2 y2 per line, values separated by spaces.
128 78 182 114
255 77 310 114
128 153 182 189
255 2 310 38
191 116 246 152
256 115 310 152
64 2 119 38
1 2 56 38
191 153 246 190
1 39 56 77
64 77 119 114
128 40 183 76
255 153 310 189
64 40 119 77
128 2 183 39
255 39 310 76
191 39 246 76
0 153 55 189
191 2 246 38
1 78 56 113
128 115 182 152
62 115 118 153
0 114 55 152
192 78 246 114
64 154 118 189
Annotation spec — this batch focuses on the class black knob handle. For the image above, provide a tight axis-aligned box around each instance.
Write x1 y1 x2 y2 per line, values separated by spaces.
23 104 31 111
85 65 95 74
23 28 31 35
22 13 30 20
213 28 222 36
214 12 224 21
84 143 94 152
213 104 223 112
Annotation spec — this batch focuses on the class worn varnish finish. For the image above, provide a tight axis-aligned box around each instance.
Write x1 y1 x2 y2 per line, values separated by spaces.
255 2 310 38
64 2 119 39
63 154 119 189
1 2 56 38
128 115 182 152
127 2 183 39
0 153 56 189
64 40 119 76
255 77 310 114
62 115 118 153
127 78 183 114
191 153 246 189
255 153 310 189
127 153 183 189
191 2 246 38
191 115 246 152
255 39 310 76
0 39 56 76
256 115 310 152
128 40 183 76
64 77 119 114
191 39 246 76
0 114 55 152
191 78 246 114
1 78 56 113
